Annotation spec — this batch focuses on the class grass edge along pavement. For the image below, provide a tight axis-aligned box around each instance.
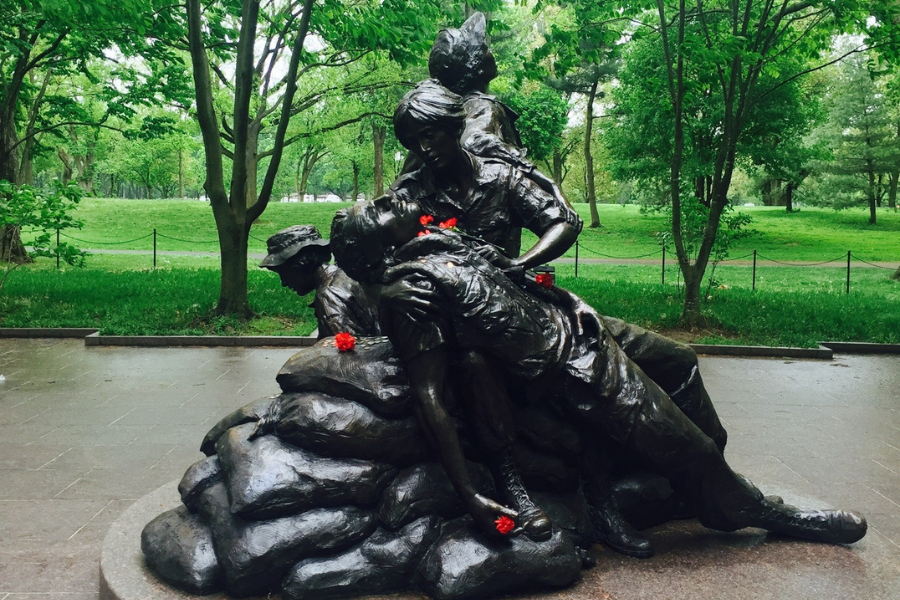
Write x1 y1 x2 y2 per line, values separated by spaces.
2 328 896 360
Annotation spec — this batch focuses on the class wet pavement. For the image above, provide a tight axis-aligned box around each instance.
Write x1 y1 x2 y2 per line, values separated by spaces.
0 338 898 599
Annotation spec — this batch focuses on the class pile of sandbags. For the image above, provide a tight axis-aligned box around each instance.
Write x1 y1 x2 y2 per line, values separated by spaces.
141 336 597 599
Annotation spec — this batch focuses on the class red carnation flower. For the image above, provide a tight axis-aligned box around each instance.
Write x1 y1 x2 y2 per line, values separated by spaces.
438 217 458 230
494 515 515 535
417 230 431 237
334 332 356 352
420 214 434 226
535 273 553 289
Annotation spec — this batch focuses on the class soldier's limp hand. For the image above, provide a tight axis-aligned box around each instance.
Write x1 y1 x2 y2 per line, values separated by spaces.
381 276 440 320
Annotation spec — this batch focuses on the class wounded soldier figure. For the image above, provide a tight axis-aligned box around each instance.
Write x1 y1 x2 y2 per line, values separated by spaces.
328 83 867 550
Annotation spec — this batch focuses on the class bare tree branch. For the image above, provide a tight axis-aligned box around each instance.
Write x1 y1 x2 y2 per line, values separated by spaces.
258 111 390 159
250 0 316 222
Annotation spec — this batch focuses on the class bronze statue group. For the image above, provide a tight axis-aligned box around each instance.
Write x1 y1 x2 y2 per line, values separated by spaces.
262 11 865 552
141 13 866 600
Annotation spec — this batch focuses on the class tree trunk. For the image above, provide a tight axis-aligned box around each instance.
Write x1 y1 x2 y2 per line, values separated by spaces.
58 148 74 183
681 265 704 329
584 79 600 228
373 122 385 197
0 47 32 262
552 147 564 185
866 163 877 224
217 221 252 317
876 173 884 207
179 148 184 199
17 136 35 185
351 161 359 202
75 151 95 193
694 176 714 206
888 169 898 209
300 158 313 197
785 182 794 212
760 178 785 206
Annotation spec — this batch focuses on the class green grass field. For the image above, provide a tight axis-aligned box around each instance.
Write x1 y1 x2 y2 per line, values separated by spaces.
5 199 899 344
22 199 900 261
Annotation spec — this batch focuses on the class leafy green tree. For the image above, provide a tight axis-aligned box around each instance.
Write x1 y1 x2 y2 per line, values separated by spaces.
0 180 85 291
821 48 900 223
0 1 188 259
528 3 620 227
184 0 444 316
502 86 569 164
740 63 828 212
594 0 895 325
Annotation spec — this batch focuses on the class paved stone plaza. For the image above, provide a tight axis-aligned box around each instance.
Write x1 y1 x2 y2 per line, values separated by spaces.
0 338 898 599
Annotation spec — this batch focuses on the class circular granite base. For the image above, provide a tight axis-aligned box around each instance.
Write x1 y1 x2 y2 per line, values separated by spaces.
99 481 237 600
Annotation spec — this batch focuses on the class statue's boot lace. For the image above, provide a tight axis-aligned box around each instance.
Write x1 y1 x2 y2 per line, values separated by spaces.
497 452 553 542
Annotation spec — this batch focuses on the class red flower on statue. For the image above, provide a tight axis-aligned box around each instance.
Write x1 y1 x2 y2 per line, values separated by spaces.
495 515 515 535
438 217 458 230
420 214 435 226
417 230 431 237
334 332 356 352
535 273 553 289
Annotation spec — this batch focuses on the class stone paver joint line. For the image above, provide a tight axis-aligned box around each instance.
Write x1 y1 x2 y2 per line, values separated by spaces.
69 499 116 541
872 460 898 475
148 446 179 471
54 473 87 498
773 456 810 483
107 408 137 426
37 447 74 470
868 487 900 510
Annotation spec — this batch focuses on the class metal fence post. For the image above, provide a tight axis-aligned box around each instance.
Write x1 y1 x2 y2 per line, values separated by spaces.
56 228 60 268
153 228 157 269
752 249 757 291
574 241 579 279
661 245 665 285
846 250 851 294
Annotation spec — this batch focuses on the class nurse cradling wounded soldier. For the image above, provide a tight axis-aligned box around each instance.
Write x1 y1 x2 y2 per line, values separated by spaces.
142 13 867 600
327 76 866 550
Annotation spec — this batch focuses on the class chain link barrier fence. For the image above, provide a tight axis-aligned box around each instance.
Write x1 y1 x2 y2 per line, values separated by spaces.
56 230 897 294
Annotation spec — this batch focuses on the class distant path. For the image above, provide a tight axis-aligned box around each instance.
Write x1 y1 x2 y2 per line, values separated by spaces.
84 248 898 269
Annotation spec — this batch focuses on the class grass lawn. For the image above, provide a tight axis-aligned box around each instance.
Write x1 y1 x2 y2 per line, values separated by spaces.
22 198 900 261
24 198 347 254
559 265 900 347
5 199 899 344
1 255 317 336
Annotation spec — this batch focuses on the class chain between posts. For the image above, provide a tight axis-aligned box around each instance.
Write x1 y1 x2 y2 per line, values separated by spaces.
49 230 899 291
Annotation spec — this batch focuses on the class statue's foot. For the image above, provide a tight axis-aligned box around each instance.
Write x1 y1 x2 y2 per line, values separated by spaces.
517 503 553 542
759 502 867 544
589 504 654 558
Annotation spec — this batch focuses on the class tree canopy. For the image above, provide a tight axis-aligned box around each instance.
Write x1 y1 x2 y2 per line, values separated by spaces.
4 0 900 322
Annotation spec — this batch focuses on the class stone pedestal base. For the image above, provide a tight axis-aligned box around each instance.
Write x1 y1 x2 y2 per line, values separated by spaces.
100 482 237 600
